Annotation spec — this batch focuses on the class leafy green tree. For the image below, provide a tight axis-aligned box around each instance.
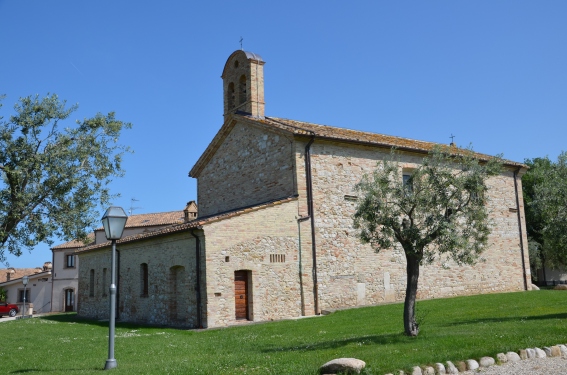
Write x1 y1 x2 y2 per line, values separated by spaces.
522 156 553 280
0 94 131 263
524 152 567 275
353 147 502 336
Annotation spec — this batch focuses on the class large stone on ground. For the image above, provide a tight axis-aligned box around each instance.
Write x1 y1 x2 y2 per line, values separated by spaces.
496 353 507 363
506 352 521 362
535 347 547 358
434 362 446 374
479 357 495 367
456 361 467 372
423 366 434 375
559 345 567 357
526 349 536 359
531 284 540 290
551 346 561 357
411 366 422 375
465 360 479 370
554 284 567 290
319 358 366 374
519 349 527 360
445 361 458 374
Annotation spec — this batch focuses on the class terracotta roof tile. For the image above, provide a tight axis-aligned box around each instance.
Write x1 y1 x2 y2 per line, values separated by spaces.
51 233 95 249
77 196 298 254
260 116 524 167
0 267 49 283
190 114 524 177
121 211 185 228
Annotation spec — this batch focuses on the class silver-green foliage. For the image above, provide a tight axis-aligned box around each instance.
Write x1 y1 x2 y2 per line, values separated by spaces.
0 94 132 262
353 146 502 335
354 147 502 263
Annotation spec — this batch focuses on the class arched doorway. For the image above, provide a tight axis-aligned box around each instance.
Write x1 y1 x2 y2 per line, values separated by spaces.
169 266 186 322
64 289 75 312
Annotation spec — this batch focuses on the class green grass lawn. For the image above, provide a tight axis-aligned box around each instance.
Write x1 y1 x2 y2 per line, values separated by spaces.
2 290 567 374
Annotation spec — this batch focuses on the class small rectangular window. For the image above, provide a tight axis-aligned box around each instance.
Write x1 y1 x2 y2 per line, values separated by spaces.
403 173 413 194
66 254 75 268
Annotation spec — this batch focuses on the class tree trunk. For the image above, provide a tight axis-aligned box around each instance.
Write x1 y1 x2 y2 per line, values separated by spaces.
404 252 421 336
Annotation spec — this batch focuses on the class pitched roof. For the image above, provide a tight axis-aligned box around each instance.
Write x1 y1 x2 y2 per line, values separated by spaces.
189 114 524 177
51 233 95 250
120 210 185 228
0 266 50 283
52 211 185 250
77 195 298 254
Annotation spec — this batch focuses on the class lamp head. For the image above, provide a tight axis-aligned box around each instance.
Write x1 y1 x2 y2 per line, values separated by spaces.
101 206 128 240
22 275 29 286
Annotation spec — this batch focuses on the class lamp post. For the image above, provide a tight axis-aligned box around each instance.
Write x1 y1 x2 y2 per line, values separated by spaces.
101 206 128 370
22 275 29 318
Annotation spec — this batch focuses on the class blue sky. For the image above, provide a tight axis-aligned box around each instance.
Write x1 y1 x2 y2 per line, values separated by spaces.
1 1 566 268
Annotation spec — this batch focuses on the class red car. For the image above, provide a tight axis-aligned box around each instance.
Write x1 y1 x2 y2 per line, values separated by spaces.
0 302 18 317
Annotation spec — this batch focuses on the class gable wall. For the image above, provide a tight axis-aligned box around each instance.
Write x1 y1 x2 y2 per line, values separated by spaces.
305 140 529 311
197 121 296 217
202 199 303 327
77 232 200 327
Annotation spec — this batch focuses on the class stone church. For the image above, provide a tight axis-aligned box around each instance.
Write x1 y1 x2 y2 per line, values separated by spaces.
76 50 531 328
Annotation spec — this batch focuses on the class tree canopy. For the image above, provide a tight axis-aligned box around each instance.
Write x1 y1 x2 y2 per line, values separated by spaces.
523 152 567 277
0 94 132 263
353 147 502 336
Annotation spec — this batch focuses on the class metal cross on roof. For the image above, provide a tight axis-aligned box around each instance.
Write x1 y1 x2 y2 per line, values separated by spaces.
450 134 455 144
240 36 243 50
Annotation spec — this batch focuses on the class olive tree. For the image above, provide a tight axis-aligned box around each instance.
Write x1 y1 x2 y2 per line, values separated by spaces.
353 147 502 336
0 94 131 263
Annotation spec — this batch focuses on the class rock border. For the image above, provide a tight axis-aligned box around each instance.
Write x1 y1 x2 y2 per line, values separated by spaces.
380 344 567 375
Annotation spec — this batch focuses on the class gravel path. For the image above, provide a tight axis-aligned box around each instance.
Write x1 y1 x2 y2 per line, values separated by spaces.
462 356 567 375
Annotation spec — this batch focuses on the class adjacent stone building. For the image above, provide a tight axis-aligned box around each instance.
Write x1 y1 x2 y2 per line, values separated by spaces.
76 50 530 329
51 207 192 313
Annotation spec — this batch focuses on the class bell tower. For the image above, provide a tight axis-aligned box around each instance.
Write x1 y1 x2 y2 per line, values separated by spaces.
221 50 265 118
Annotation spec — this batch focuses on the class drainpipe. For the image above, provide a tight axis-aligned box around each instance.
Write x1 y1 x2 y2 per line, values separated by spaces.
190 230 202 328
513 167 528 290
50 250 54 312
303 135 320 315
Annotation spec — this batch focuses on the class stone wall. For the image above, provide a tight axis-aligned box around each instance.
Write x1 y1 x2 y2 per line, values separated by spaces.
197 122 296 217
201 198 302 327
301 139 529 311
77 232 200 328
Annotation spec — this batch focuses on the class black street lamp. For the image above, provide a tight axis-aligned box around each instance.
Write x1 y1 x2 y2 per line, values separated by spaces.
22 275 29 318
101 206 128 370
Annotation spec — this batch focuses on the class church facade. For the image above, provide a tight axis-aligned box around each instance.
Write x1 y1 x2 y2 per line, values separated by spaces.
76 50 530 329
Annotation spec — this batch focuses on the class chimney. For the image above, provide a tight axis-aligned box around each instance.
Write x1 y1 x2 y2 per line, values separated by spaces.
184 201 198 222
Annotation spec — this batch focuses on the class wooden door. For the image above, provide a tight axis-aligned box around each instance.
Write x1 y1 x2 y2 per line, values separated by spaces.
65 289 74 312
234 271 249 320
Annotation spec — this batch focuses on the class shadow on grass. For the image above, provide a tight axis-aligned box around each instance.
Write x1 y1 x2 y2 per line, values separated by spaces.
38 313 149 330
441 312 567 326
10 368 101 374
262 332 411 353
